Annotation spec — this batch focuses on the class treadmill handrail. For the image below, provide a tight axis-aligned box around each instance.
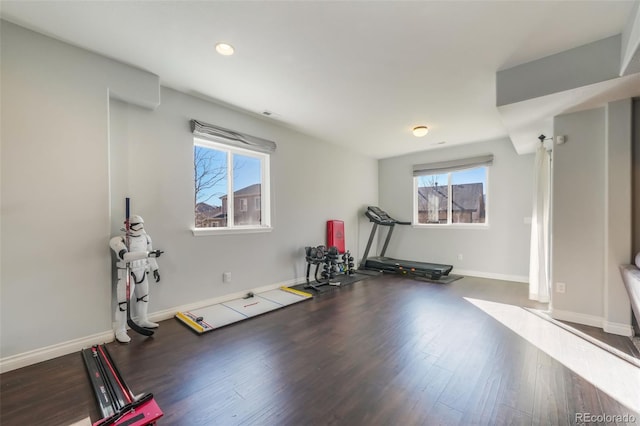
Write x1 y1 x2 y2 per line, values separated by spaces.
365 206 410 226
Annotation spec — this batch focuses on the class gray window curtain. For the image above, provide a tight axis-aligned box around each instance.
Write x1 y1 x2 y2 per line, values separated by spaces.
412 154 493 176
191 119 277 153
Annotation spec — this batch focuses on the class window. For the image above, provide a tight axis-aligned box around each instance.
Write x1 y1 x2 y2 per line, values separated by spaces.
194 139 271 231
413 155 491 226
191 119 275 234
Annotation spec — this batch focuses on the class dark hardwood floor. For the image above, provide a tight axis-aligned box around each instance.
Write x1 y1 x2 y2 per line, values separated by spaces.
1 275 638 426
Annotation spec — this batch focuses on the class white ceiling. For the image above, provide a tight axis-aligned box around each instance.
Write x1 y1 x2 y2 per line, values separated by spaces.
1 1 637 159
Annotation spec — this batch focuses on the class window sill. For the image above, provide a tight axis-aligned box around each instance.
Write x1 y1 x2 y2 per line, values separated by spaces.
192 226 273 236
412 223 489 230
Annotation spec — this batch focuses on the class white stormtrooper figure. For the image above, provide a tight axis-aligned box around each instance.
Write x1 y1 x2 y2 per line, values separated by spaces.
109 215 162 343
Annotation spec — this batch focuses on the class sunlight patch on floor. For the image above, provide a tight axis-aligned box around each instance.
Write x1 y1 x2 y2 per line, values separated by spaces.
465 297 640 412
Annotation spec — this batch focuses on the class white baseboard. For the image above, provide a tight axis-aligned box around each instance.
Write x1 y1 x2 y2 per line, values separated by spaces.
454 269 528 284
551 308 633 337
603 320 634 337
0 330 114 374
551 308 602 328
0 277 307 374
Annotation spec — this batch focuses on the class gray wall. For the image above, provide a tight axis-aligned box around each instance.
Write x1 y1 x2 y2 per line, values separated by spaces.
496 35 622 106
634 99 640 255
0 21 378 361
378 138 534 281
552 101 633 335
552 108 606 320
1 21 156 358
605 100 633 328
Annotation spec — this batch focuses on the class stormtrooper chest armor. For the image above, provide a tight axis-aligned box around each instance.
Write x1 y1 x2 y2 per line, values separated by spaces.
128 234 148 269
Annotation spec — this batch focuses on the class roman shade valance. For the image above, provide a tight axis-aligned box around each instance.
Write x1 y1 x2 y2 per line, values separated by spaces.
412 154 493 176
190 119 277 153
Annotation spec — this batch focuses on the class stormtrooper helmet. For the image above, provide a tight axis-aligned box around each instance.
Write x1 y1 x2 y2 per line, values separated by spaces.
128 215 145 236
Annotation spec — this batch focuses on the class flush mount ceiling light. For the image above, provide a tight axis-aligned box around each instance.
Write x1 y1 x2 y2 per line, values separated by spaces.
215 42 235 56
412 126 429 137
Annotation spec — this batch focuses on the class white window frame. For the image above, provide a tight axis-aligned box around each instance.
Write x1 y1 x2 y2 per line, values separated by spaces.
192 137 272 236
413 166 489 228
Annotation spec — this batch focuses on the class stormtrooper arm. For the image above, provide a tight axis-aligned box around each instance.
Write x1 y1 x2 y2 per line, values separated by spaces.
125 251 151 263
146 234 161 282
110 236 128 261
109 235 158 264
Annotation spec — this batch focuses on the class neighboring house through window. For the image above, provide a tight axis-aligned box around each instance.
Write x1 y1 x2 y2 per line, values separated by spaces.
413 155 492 226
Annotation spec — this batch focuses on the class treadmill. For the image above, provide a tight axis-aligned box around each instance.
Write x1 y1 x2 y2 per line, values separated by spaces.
360 206 453 280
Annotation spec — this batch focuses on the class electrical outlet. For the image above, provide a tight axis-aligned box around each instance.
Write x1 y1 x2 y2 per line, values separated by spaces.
556 282 566 294
457 254 463 261
223 272 231 283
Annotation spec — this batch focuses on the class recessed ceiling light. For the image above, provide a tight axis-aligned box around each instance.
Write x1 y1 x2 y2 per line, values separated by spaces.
215 42 235 56
412 126 429 137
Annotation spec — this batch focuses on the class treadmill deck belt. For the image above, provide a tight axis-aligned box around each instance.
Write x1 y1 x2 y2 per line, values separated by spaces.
365 257 453 275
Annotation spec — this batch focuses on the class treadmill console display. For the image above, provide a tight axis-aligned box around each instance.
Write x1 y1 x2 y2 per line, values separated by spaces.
366 206 396 225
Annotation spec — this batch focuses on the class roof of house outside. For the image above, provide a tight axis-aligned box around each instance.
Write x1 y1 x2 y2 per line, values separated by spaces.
196 202 222 215
220 183 261 200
